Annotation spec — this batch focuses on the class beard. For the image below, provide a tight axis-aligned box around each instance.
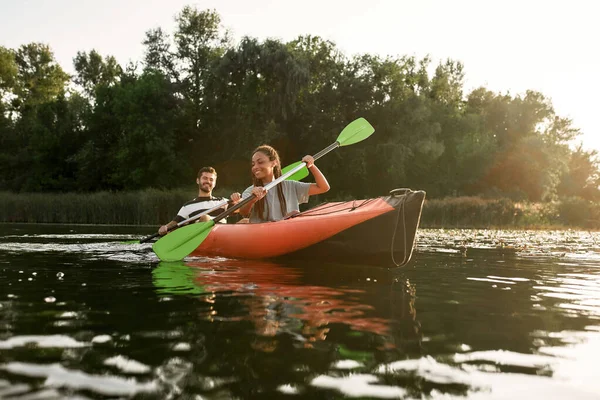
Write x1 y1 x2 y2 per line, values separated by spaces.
200 183 212 194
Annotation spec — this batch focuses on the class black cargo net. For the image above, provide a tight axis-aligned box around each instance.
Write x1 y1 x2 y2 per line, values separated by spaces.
295 198 380 217
291 196 413 268
391 194 410 267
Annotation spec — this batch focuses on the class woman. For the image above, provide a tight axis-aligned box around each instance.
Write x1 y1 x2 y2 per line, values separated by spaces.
236 145 330 223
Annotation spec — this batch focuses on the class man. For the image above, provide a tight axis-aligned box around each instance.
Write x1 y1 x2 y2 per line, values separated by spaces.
158 167 240 235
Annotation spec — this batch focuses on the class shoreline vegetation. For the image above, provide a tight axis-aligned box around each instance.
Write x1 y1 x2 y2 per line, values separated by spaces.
1 190 599 230
1 5 600 213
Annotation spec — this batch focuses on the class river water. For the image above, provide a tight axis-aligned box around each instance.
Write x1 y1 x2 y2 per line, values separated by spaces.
1 224 599 399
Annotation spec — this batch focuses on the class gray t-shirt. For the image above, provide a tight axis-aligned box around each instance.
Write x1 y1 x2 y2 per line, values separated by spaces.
242 180 312 223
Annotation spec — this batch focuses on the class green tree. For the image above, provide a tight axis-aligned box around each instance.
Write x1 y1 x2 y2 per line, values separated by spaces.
0 44 73 191
1 6 598 202
203 37 309 160
558 146 600 201
73 49 122 95
474 91 573 200
13 43 69 107
0 46 18 97
109 71 186 189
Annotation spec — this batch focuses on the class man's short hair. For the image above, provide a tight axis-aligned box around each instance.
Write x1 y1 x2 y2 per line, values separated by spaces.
197 166 217 178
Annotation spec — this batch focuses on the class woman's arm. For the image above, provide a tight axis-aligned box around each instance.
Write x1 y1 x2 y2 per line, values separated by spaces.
238 187 266 216
302 155 330 196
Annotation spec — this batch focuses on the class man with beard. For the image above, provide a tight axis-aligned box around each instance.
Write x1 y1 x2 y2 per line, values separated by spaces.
158 167 241 236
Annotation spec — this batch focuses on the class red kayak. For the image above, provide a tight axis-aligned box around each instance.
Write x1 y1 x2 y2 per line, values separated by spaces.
190 188 425 267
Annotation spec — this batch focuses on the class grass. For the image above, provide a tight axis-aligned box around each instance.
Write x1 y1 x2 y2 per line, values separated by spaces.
0 189 194 225
2 190 599 230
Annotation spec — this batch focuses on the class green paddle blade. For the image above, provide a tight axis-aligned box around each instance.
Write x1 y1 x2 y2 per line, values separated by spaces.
153 220 215 262
337 118 375 147
281 161 309 181
152 261 205 295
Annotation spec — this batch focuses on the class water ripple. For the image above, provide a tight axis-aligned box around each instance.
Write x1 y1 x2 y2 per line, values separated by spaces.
0 362 157 397
0 335 89 349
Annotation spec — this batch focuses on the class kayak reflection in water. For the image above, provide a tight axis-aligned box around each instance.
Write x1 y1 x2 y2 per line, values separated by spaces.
151 261 422 353
237 145 330 223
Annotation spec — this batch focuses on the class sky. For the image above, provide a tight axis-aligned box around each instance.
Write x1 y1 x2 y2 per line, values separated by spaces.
1 0 597 151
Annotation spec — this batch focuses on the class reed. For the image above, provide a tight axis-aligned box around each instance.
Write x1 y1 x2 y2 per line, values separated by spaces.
422 196 517 228
2 190 600 229
420 196 600 229
556 197 600 229
0 189 200 225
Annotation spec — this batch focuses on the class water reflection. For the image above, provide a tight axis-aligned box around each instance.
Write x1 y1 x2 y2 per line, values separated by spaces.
534 272 600 318
3 225 600 398
152 260 421 353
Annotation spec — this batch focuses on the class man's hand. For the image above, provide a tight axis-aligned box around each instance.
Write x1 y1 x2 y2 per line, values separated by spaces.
230 192 242 204
158 225 169 235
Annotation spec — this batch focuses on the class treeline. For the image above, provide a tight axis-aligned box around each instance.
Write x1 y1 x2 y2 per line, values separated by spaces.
1 6 599 203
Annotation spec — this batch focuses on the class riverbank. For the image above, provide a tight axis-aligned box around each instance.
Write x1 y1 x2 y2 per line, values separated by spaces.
423 196 600 230
1 190 598 229
0 189 193 225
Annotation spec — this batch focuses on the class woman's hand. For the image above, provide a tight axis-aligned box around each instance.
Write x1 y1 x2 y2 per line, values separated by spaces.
302 155 315 169
303 155 330 195
251 186 267 199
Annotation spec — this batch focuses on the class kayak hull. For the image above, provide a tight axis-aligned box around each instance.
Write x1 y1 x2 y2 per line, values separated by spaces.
190 189 425 267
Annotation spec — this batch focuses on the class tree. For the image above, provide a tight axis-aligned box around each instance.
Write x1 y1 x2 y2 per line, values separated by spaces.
1 6 598 201
0 44 73 191
109 71 186 189
143 7 228 117
202 37 309 163
0 46 18 97
73 50 122 95
12 43 69 107
558 146 600 201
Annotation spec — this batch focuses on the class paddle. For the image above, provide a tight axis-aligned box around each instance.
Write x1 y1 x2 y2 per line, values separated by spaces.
129 162 310 244
152 117 375 262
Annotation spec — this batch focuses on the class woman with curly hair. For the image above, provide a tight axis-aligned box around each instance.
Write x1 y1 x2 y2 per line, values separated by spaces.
238 145 330 223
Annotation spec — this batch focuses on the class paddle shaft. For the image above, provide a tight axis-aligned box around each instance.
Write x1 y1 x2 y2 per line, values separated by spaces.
207 141 341 224
139 201 230 243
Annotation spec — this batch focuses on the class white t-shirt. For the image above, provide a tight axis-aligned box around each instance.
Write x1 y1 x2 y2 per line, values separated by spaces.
242 180 312 223
174 196 229 224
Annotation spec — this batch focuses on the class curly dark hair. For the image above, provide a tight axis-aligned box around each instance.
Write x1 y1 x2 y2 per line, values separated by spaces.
251 145 287 220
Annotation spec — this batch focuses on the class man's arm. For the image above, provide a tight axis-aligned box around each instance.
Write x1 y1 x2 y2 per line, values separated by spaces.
158 219 179 235
226 192 242 213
